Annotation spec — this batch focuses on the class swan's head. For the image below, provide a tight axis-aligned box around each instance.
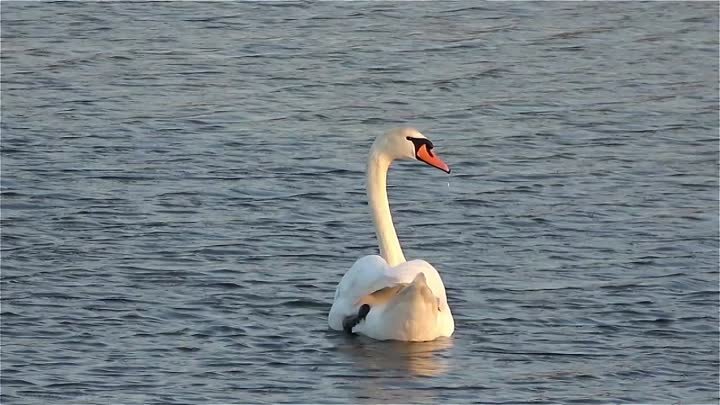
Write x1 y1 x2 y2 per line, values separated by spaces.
374 127 451 173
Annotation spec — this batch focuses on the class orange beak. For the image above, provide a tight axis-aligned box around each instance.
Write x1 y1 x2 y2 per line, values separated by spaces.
416 144 451 174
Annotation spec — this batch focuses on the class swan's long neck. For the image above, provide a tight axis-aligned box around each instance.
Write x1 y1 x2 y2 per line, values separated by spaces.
367 150 406 267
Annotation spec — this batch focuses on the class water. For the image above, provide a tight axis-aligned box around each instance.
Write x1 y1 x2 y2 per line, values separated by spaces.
2 2 718 403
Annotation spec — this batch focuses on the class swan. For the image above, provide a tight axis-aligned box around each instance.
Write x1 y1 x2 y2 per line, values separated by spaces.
328 127 454 342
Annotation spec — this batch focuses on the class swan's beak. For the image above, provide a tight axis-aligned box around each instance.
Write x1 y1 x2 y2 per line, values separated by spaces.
417 144 451 174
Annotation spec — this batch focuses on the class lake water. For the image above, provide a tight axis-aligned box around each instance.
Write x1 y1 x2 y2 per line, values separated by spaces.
2 2 718 403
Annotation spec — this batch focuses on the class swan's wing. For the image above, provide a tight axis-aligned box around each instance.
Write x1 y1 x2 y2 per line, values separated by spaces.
359 283 408 306
339 282 414 333
328 255 402 331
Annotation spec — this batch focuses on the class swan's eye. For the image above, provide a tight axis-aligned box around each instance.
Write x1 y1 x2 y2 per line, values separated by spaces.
406 136 435 157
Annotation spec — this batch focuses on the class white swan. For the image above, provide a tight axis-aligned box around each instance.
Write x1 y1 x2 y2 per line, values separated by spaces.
328 127 454 342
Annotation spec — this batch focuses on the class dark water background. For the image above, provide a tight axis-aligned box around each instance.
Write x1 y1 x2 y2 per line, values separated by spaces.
2 2 718 403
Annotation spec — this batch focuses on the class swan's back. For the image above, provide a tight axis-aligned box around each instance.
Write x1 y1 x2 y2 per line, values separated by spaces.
355 272 454 341
329 256 454 341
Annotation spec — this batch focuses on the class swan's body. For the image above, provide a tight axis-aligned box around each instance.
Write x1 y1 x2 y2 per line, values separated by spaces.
328 128 454 342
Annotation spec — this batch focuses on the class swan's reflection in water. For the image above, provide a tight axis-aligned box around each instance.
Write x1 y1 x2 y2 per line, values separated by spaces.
332 335 454 403
336 335 453 377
